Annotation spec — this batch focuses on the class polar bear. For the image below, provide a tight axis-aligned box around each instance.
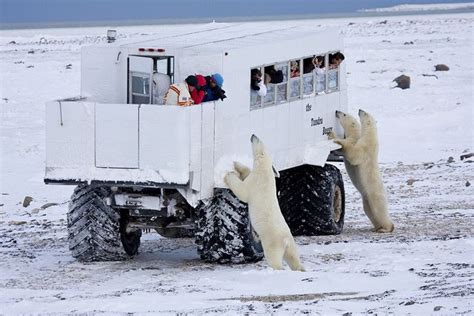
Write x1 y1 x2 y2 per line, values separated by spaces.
329 110 394 233
224 135 305 271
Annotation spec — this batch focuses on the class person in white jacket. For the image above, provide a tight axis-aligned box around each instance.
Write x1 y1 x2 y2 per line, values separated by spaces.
250 68 267 105
312 56 326 93
163 79 194 106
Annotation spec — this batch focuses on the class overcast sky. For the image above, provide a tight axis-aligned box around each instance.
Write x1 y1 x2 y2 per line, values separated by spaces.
1 0 472 24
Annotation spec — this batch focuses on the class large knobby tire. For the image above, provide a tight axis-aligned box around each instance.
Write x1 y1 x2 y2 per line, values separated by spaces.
67 184 142 262
277 164 345 236
195 189 263 264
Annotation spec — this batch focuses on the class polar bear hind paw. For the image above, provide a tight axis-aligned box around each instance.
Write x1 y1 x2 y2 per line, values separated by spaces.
374 225 394 233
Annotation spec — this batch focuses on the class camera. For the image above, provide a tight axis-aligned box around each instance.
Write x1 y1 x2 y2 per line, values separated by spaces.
214 87 227 101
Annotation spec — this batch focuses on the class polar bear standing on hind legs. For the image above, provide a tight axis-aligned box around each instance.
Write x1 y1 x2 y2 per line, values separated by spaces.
224 135 305 271
329 110 394 233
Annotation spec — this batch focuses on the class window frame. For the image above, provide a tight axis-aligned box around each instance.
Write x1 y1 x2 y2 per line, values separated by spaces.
130 71 151 104
127 55 175 105
326 50 342 93
249 51 342 111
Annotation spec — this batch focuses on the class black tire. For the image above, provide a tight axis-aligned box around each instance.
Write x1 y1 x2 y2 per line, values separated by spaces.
277 164 345 236
67 184 142 262
195 189 264 264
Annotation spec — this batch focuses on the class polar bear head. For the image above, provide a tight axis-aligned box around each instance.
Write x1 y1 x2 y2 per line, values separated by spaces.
358 109 377 136
335 110 361 141
250 134 280 177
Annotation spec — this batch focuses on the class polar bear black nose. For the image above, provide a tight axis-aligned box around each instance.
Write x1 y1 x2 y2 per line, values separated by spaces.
359 109 365 115
251 134 258 143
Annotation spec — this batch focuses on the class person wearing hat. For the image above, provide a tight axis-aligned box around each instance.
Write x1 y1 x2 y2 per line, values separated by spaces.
187 74 206 105
202 73 226 102
163 74 205 106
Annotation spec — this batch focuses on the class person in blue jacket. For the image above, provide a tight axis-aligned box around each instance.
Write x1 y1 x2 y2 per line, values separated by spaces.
202 73 226 102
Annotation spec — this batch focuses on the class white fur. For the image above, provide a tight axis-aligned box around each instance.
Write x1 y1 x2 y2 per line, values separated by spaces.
329 110 394 233
224 135 305 271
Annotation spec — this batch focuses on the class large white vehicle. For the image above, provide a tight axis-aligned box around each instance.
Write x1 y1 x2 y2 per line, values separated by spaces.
45 24 347 263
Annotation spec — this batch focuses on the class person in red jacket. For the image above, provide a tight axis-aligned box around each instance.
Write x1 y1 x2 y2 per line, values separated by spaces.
185 75 206 105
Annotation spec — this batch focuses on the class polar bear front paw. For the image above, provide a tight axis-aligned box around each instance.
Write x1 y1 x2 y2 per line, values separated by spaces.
233 161 251 180
224 171 239 186
332 138 345 147
327 131 337 140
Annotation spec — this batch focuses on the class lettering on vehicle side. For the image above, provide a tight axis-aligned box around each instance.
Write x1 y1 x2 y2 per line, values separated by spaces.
323 127 333 135
311 117 323 127
305 103 312 112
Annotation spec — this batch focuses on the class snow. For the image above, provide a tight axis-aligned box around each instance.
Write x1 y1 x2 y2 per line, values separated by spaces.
1 11 473 315
360 3 474 13
45 166 189 185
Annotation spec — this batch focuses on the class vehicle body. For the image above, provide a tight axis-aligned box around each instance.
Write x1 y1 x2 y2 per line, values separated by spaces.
45 24 347 262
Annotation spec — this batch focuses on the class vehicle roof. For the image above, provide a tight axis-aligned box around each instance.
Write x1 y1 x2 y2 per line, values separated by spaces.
113 22 341 53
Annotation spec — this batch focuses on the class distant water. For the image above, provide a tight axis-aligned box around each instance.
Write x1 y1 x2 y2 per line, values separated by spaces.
1 0 473 29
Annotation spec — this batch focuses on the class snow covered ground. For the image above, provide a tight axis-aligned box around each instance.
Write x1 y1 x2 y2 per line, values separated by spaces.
1 11 473 315
359 3 474 13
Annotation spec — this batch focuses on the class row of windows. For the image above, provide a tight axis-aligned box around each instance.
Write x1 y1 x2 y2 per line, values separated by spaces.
250 52 342 110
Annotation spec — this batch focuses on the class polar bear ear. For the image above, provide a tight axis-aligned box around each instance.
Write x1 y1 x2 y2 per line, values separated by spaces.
272 165 280 178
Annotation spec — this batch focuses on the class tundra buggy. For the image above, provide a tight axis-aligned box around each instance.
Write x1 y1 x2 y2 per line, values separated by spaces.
45 23 347 263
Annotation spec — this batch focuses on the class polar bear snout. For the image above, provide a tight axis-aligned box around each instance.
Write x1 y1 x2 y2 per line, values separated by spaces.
336 110 349 119
251 134 267 159
250 134 260 144
358 109 366 117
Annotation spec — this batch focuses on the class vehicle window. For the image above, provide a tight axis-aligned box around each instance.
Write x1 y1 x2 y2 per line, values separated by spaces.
313 55 326 94
327 52 343 92
262 63 287 106
155 57 174 83
289 59 301 99
156 59 167 74
275 63 288 103
131 73 150 104
302 57 314 95
264 84 275 105
250 67 263 109
327 68 338 92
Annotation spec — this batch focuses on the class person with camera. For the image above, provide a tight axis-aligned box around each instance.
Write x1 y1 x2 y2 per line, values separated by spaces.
312 55 326 93
250 68 267 96
187 74 207 105
163 74 206 106
264 65 284 85
202 73 227 102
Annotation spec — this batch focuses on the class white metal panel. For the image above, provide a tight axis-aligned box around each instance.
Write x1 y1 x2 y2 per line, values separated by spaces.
129 55 153 73
272 103 290 169
139 104 190 183
324 92 341 138
288 100 304 151
302 96 324 145
95 103 139 168
188 105 202 191
116 25 341 57
200 102 216 199
81 46 127 103
176 52 222 83
45 101 95 168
